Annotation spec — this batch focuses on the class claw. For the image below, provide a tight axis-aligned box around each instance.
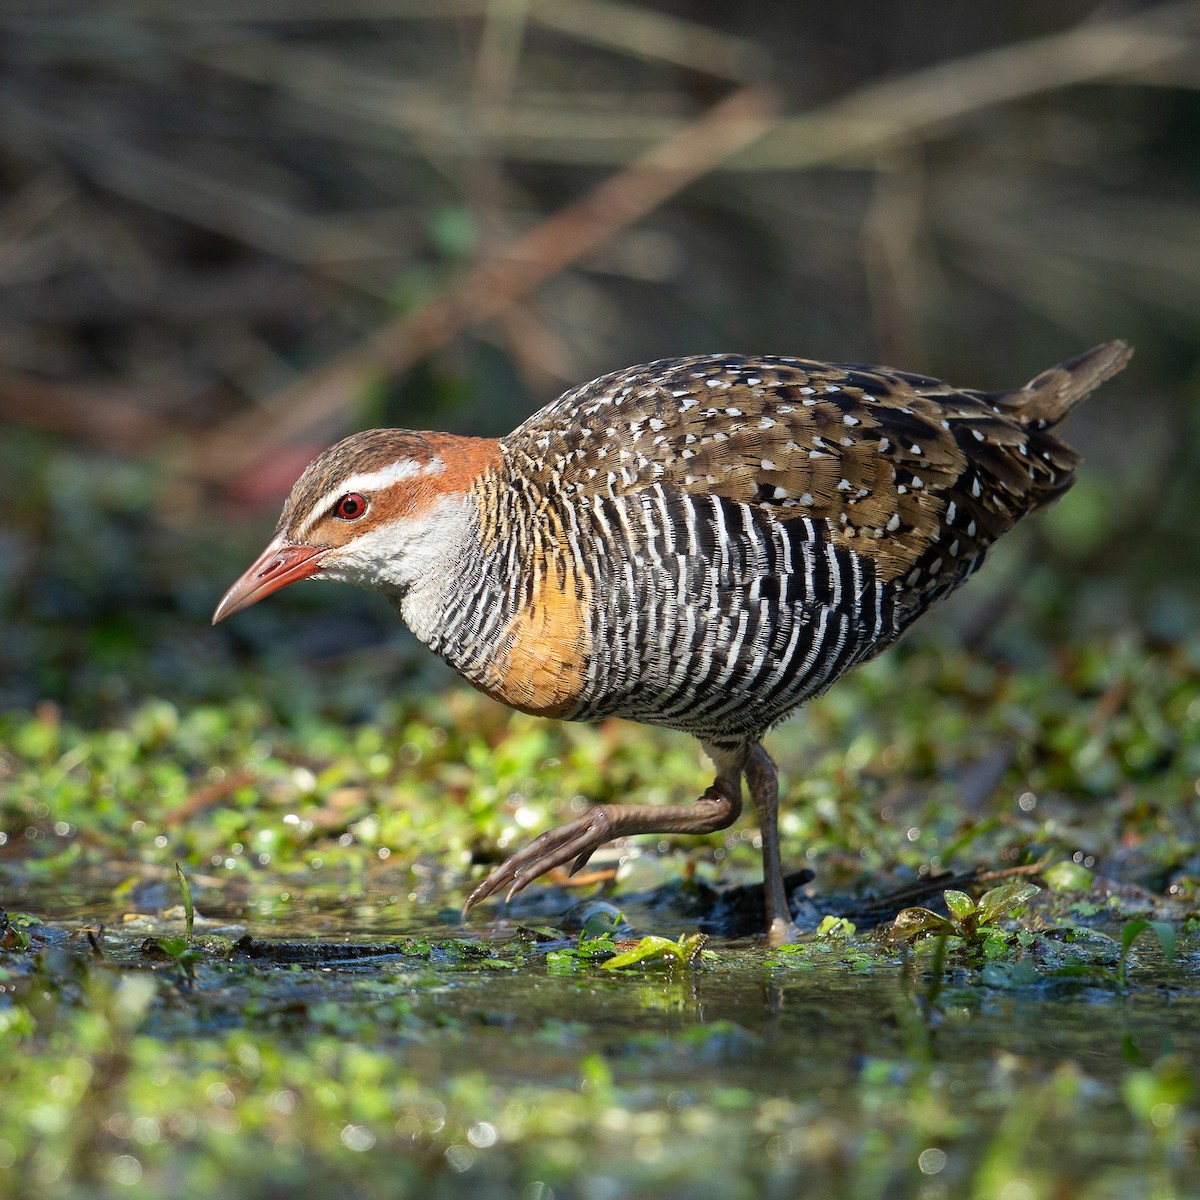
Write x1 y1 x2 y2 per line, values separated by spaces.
463 808 615 917
568 848 596 876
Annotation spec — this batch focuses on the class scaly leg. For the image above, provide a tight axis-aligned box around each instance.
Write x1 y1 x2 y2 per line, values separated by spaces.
745 743 800 946
463 749 745 915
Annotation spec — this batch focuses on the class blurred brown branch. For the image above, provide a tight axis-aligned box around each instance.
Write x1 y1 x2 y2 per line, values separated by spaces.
741 5 1200 170
177 2 1200 489
161 2 1200 165
0 369 185 452
184 84 781 484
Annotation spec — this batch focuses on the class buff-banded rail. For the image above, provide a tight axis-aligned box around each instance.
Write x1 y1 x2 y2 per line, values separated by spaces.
215 341 1131 943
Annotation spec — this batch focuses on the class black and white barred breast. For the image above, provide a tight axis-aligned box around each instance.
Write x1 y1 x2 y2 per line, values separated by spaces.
566 485 898 745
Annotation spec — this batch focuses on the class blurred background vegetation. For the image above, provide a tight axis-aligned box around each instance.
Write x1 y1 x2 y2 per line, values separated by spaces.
7 11 1200 1196
1 0 1198 724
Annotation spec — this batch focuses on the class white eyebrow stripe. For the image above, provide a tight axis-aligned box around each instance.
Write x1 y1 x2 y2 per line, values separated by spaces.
297 457 446 538
344 457 444 495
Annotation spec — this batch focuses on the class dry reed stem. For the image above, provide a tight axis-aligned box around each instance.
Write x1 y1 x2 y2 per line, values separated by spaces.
135 0 761 79
528 0 761 80
174 4 1198 164
738 8 1199 170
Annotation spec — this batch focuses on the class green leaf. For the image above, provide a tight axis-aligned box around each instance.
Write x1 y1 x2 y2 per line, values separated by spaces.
0 916 31 952
1121 920 1150 954
579 1054 613 1099
889 907 957 943
175 862 194 945
578 906 624 938
574 932 618 960
1149 921 1176 964
980 959 1040 988
815 915 856 939
601 933 707 971
1123 1058 1194 1122
1119 920 1148 987
976 881 1040 927
144 936 193 962
943 890 976 923
601 936 683 970
1043 861 1094 892
1119 919 1176 986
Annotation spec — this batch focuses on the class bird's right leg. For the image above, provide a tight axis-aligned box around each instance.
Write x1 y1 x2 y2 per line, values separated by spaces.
744 743 800 946
462 752 745 914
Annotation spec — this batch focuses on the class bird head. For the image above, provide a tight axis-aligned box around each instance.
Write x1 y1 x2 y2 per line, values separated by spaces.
212 429 498 623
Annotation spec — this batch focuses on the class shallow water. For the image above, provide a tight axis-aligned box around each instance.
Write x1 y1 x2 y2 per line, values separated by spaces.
4 868 1198 1199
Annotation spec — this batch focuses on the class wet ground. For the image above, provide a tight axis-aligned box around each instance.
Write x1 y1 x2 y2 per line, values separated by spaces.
3 867 1197 1200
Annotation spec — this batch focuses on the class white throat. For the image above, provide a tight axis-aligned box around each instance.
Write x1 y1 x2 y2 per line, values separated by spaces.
317 493 470 641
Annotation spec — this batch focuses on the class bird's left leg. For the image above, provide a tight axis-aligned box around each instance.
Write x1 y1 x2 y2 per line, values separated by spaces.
745 743 801 946
462 745 746 915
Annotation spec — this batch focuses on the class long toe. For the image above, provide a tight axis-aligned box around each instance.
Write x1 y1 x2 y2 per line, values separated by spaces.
463 781 743 918
463 809 615 914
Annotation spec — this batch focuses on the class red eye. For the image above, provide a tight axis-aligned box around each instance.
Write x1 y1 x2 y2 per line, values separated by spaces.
334 493 367 520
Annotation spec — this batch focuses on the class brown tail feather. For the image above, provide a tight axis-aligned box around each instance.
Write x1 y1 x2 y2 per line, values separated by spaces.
1016 340 1132 429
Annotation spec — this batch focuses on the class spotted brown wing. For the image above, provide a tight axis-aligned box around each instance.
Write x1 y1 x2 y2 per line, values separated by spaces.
502 351 1109 597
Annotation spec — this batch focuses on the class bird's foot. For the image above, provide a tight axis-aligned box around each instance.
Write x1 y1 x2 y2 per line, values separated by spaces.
766 917 803 947
463 806 619 914
463 785 742 918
